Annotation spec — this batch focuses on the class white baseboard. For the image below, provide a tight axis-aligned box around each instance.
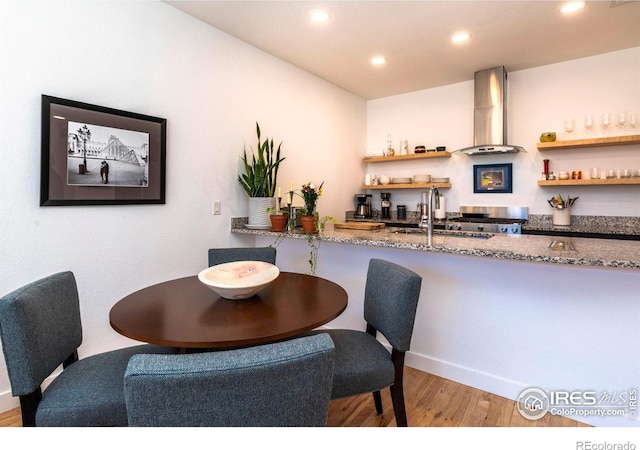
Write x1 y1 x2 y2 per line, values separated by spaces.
405 350 528 401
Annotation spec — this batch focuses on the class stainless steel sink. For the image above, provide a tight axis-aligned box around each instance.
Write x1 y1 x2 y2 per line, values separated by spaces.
389 227 494 239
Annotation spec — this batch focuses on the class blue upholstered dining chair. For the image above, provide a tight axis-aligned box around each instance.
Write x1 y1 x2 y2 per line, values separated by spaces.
124 333 335 427
208 247 276 267
308 258 422 427
0 271 177 427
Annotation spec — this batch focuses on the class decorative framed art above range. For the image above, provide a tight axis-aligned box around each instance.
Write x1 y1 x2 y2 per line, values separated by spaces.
473 163 513 194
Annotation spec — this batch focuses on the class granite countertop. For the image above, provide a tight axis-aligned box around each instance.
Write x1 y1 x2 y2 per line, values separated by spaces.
523 215 640 239
344 211 640 240
231 219 640 270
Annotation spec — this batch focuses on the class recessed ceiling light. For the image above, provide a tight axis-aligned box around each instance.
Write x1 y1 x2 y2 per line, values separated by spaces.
561 1 585 14
309 9 331 23
371 56 387 66
452 32 471 43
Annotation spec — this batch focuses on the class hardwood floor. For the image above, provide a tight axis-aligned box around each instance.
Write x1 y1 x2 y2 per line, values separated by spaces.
326 367 588 427
0 406 21 427
0 366 588 427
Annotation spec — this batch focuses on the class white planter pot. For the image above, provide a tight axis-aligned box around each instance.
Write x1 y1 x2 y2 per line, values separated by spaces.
248 197 275 226
552 208 571 226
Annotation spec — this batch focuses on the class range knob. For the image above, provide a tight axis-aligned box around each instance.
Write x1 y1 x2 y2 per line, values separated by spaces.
500 226 508 233
455 224 462 231
477 225 484 232
511 226 519 233
447 224 453 230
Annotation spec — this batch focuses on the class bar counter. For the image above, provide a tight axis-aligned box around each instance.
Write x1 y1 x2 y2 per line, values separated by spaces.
231 219 640 270
231 217 639 428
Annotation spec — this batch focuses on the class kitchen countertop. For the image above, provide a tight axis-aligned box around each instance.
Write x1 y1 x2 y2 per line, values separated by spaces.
231 219 640 270
523 214 640 239
344 212 640 240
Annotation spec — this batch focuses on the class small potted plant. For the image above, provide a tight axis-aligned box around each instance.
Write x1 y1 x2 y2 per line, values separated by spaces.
238 123 285 227
267 206 288 232
298 182 324 234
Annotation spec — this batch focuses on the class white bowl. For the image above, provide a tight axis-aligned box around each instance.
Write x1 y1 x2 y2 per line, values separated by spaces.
413 174 431 183
198 261 280 300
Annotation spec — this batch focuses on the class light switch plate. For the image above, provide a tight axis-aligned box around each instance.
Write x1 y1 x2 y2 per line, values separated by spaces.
213 201 221 215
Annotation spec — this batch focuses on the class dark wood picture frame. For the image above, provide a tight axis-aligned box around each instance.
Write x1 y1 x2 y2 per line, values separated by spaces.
473 163 513 194
40 95 166 206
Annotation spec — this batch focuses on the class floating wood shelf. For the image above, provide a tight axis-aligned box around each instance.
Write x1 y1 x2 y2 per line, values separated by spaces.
538 178 640 187
362 182 452 190
537 135 640 151
362 152 451 163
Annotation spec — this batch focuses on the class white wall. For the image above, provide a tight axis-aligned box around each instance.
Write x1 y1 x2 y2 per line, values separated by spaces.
366 47 640 217
0 0 365 411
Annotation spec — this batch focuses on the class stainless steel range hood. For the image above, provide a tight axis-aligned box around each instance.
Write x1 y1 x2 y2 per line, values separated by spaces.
455 66 525 156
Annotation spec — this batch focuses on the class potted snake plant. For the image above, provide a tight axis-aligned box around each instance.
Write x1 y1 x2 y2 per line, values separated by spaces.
238 123 285 227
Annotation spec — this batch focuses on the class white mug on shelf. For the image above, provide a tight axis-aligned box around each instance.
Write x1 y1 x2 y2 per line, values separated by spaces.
399 140 408 155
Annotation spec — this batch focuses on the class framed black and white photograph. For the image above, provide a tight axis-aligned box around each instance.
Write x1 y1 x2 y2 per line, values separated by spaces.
473 163 512 194
40 95 166 205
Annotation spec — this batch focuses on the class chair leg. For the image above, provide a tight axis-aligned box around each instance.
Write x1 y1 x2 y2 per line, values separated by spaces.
390 383 407 426
390 349 408 427
372 390 383 414
19 389 42 427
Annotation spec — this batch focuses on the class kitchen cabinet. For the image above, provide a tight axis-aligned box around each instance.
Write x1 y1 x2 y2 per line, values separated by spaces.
537 134 640 186
362 151 452 189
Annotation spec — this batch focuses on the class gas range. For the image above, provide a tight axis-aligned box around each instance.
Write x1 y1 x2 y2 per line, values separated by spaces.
445 206 528 234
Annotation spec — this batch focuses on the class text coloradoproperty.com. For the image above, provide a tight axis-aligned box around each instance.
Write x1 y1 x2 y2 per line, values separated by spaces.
551 407 627 417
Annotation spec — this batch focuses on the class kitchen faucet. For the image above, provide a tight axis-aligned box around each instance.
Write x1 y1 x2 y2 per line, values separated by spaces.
418 187 440 244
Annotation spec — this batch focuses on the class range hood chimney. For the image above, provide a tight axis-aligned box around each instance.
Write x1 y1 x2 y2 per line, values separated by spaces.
455 66 525 156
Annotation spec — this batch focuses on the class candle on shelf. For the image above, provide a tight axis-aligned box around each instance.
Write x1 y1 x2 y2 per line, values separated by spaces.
277 186 281 198
289 180 294 204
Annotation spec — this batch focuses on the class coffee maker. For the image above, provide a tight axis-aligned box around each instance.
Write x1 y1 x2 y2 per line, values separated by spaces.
380 192 391 219
354 194 372 218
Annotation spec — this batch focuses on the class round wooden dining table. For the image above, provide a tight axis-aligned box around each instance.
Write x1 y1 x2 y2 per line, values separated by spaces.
109 272 348 350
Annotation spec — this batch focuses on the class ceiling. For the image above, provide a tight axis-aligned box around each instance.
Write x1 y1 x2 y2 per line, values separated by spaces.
164 1 640 100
